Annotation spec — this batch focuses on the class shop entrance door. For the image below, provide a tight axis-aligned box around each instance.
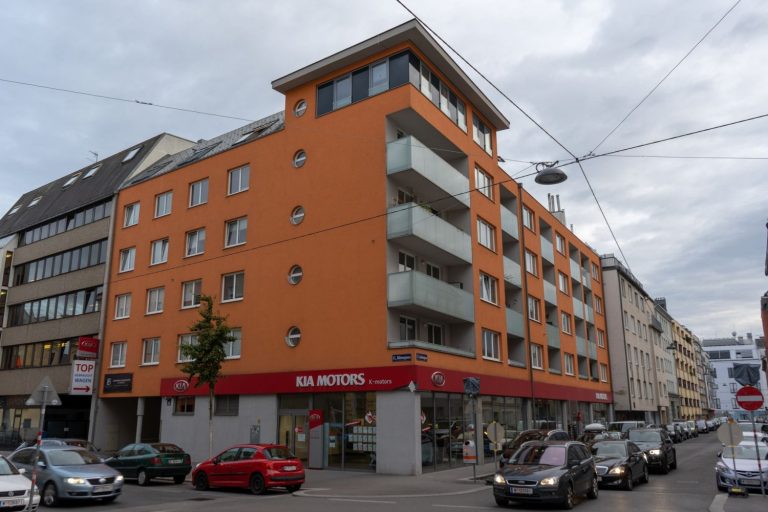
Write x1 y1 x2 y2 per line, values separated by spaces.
278 414 308 461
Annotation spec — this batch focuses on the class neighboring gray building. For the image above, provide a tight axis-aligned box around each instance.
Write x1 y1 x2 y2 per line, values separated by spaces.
0 134 193 443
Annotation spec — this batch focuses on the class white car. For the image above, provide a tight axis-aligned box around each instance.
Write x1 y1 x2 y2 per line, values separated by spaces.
715 442 768 492
0 455 40 510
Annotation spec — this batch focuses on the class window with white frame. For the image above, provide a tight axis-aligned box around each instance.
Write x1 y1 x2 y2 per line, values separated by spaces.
178 334 198 362
527 295 541 322
225 217 247 247
472 114 492 154
426 323 443 345
479 273 498 304
110 342 127 368
189 179 209 207
476 218 496 251
600 363 608 382
181 279 202 308
398 251 415 272
399 316 416 340
225 328 241 359
222 272 244 302
524 250 538 277
561 312 572 334
124 202 140 227
185 228 205 257
591 262 599 280
150 238 169 265
118 247 135 273
597 329 605 348
475 167 493 200
558 272 569 294
482 329 500 360
564 353 575 375
142 337 160 365
227 165 250 195
531 344 543 369
555 233 566 254
425 262 441 280
522 207 534 231
595 296 603 314
114 293 131 319
154 191 172 218
146 287 164 314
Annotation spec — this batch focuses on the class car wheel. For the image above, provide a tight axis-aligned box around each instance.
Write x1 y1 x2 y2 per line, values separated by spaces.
587 476 599 499
640 463 650 484
42 482 58 507
137 469 150 486
561 483 575 509
494 496 509 507
249 473 266 495
624 473 634 491
193 472 209 491
173 475 186 485
670 452 677 470
287 484 302 493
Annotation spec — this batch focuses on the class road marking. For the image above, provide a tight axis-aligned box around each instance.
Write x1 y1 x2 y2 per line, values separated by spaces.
432 505 496 510
295 484 490 499
708 493 727 512
330 498 397 504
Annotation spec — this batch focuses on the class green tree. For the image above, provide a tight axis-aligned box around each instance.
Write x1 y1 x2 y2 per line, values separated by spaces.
180 295 233 458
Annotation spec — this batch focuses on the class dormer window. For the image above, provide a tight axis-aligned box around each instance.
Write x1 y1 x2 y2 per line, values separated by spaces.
62 173 81 188
28 196 42 207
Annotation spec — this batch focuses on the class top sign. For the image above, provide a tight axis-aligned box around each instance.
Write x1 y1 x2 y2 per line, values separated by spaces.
735 385 764 411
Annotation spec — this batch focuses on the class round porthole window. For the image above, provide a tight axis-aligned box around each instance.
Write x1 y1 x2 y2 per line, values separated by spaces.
290 206 305 225
288 265 303 285
293 100 307 118
285 326 301 347
292 150 307 168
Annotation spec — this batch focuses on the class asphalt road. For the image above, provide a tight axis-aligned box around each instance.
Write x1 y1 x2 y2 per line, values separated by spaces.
50 432 767 512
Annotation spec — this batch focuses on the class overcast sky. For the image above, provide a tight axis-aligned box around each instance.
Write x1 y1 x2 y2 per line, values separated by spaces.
1 1 765 340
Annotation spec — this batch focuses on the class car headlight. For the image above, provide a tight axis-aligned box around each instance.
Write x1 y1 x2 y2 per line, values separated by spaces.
648 449 661 456
494 474 506 485
65 477 87 485
715 463 733 475
608 466 625 475
32 486 40 495
115 475 124 482
539 476 559 486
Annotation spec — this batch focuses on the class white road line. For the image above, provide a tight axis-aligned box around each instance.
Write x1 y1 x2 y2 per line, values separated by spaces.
330 498 397 504
708 493 727 512
432 505 496 510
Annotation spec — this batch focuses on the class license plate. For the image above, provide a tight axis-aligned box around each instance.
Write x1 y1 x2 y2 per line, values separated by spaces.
510 486 533 495
741 479 760 486
283 465 297 471
92 484 114 493
597 476 603 482
168 459 183 464
0 498 25 507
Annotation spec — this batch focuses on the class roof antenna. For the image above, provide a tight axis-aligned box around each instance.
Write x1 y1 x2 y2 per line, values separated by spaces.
88 151 99 163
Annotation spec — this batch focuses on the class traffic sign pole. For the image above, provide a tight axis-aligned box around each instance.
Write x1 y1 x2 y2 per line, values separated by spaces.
27 385 48 511
750 411 766 498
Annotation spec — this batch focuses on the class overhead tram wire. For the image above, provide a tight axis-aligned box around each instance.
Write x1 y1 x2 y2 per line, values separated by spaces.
604 154 768 161
587 0 742 155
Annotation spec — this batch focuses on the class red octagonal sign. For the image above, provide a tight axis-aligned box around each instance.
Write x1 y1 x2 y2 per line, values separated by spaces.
735 385 764 411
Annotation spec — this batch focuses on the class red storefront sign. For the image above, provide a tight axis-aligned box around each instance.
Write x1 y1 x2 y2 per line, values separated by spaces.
77 337 100 359
309 409 324 429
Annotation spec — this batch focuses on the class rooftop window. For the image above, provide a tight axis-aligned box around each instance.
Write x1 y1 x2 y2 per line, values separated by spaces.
28 196 42 207
62 173 81 188
83 164 101 179
122 146 142 163
7 204 21 216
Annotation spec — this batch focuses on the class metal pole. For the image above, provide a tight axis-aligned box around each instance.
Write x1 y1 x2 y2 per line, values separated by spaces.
750 411 766 497
728 421 738 494
472 397 477 484
27 386 47 511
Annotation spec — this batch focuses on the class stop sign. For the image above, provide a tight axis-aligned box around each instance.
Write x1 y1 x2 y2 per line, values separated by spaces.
735 385 765 411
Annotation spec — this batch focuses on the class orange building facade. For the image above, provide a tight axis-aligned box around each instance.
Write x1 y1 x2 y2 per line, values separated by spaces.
94 21 612 475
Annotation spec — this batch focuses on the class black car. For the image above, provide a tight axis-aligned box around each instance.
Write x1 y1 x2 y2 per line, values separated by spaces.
592 440 649 490
492 441 598 509
507 429 570 453
663 424 682 443
627 428 677 474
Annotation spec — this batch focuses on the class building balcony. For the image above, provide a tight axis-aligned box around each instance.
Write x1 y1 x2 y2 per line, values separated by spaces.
588 340 597 360
500 205 519 240
506 308 524 337
581 272 591 289
388 204 472 266
503 257 522 288
544 281 558 305
540 238 554 264
572 296 584 320
650 316 663 332
388 271 474 323
570 259 581 281
585 305 594 324
386 135 470 210
546 324 560 349
576 335 587 357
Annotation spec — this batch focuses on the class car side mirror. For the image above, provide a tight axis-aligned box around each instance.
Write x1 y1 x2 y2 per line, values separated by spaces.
716 451 722 458
17 468 25 475
212 457 220 465
36 461 46 469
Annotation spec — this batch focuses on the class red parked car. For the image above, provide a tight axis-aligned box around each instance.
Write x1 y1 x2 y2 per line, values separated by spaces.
191 444 304 494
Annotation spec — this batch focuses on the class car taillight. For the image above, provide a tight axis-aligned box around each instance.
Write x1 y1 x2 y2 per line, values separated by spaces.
151 457 161 465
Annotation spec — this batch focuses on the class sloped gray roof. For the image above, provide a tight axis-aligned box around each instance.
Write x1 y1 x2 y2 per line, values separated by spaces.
124 112 284 188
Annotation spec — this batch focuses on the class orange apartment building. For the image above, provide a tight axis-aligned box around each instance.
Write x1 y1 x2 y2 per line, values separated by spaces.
93 20 612 475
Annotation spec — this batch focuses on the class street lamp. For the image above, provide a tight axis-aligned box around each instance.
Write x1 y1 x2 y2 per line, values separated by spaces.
534 162 568 185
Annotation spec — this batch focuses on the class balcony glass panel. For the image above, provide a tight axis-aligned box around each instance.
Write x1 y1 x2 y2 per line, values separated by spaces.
572 296 584 319
503 257 521 288
500 206 519 240
388 204 472 265
576 335 587 357
506 308 524 337
546 324 560 349
544 281 557 305
570 259 581 281
540 239 554 264
388 271 474 323
588 340 597 360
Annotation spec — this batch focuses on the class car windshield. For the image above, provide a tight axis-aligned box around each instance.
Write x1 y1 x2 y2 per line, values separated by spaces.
723 445 768 460
263 447 294 460
628 431 661 443
608 423 636 433
0 458 19 476
512 445 566 466
151 444 183 454
593 443 627 457
47 450 102 466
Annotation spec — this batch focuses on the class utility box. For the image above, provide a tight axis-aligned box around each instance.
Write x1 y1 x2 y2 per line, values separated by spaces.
463 440 477 464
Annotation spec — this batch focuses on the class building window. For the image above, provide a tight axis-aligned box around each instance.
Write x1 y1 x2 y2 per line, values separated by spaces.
531 344 543 369
177 334 198 363
475 167 494 200
222 272 244 302
19 198 113 247
122 146 142 162
228 165 250 195
600 364 608 382
522 207 534 231
426 323 443 345
226 328 241 359
425 262 441 280
477 218 496 251
472 114 492 155
14 239 108 286
597 329 605 348
7 286 103 327
595 296 603 314
561 312 572 334
398 251 415 272
181 279 202 308
118 248 135 273
290 206 305 225
225 217 247 247
288 265 303 285
524 250 538 277
174 396 195 415
623 311 629 328
110 342 127 368
185 228 205 257
482 329 500 361
292 150 307 168
114 294 131 319
285 326 301 347
592 262 599 281
150 238 169 265
396 188 414 205
83 164 100 179
558 272 569 294
479 273 498 305
146 287 165 314
154 191 172 218
564 353 575 375
399 316 416 340
189 179 209 207
142 338 160 365
62 173 80 188
527 295 541 322
214 395 239 416
124 202 140 227
293 99 307 117
555 233 566 254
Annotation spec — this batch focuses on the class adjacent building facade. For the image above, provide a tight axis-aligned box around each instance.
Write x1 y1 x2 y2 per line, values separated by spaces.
94 20 613 475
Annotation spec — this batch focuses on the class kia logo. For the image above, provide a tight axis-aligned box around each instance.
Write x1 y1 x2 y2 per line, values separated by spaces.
310 413 321 421
173 379 190 392
431 372 446 387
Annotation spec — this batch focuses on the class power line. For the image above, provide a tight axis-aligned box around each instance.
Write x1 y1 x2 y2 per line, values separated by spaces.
588 0 742 155
604 154 768 161
0 77 255 123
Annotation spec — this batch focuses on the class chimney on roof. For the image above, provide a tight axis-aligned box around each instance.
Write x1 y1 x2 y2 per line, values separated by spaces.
547 193 567 226
747 332 752 341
